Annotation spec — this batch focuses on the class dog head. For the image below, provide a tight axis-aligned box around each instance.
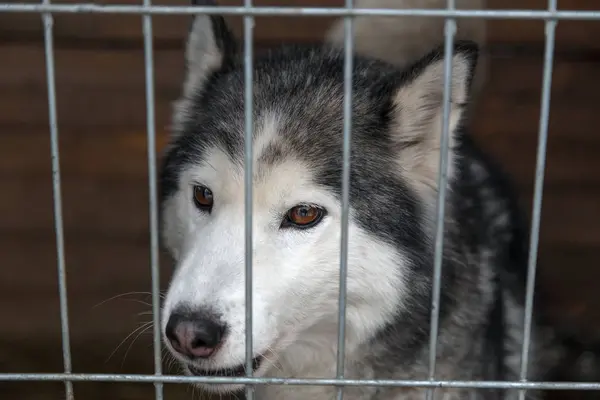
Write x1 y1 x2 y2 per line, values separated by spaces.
159 0 478 393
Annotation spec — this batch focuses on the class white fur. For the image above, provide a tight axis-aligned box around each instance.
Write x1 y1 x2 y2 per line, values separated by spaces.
184 15 224 98
161 113 410 394
392 51 471 200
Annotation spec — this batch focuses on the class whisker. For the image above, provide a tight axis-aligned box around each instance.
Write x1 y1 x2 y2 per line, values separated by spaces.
105 321 153 364
162 348 179 373
120 322 154 367
261 345 282 373
137 310 154 317
262 354 282 373
125 299 154 307
92 291 153 309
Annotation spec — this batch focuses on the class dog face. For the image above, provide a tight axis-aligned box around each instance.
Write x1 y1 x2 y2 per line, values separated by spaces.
159 1 477 393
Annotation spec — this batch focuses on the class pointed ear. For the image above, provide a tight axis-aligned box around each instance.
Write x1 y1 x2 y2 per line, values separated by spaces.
390 40 478 191
182 0 237 98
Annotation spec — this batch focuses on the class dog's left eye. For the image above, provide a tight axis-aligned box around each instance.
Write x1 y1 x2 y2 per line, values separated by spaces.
281 204 326 229
193 185 214 211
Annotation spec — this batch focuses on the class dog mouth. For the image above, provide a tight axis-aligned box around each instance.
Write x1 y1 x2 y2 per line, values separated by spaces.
187 356 263 377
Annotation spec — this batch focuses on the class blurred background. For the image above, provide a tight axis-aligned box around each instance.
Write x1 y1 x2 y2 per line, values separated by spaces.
1 0 599 399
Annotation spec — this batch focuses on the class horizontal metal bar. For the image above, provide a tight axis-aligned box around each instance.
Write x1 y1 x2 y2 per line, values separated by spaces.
0 373 599 390
0 4 600 20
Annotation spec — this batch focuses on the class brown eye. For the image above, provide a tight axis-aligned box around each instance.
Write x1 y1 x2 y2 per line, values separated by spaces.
282 204 326 229
193 185 213 210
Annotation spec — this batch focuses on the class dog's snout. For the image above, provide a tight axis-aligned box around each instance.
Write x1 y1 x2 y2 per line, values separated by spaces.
165 307 226 359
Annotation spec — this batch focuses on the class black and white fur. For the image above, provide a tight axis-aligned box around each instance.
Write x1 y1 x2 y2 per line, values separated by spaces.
158 1 600 399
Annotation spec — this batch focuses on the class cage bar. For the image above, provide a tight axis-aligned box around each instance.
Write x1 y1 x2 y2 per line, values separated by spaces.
141 0 163 399
42 0 74 398
243 1 255 399
335 1 354 399
426 1 456 399
2 4 600 20
517 1 558 399
1 372 600 391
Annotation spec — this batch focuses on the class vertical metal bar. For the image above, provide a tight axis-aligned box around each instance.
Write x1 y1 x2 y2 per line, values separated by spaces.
243 1 255 399
335 1 354 399
42 0 74 398
141 0 162 398
426 1 456 399
518 1 557 399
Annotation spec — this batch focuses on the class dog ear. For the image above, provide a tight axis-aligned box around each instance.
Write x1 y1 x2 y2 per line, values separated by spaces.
389 40 478 188
182 0 238 98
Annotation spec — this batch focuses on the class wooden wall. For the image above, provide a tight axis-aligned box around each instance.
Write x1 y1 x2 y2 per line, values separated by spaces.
1 1 599 399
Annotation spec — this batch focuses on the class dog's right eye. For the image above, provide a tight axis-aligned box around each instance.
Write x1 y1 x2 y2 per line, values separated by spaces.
193 185 214 211
281 204 326 230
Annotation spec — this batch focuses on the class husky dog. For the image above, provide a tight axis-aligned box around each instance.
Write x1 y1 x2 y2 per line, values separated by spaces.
158 1 599 399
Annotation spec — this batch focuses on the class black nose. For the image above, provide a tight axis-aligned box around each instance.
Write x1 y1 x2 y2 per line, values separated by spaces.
165 307 226 359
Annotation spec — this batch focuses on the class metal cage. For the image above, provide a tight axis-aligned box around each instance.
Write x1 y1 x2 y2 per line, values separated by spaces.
0 1 599 400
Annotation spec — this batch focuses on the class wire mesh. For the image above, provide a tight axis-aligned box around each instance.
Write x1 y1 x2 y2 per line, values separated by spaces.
1 0 600 399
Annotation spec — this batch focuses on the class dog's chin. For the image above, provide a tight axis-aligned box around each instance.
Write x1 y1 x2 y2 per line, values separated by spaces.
189 380 246 395
183 356 265 394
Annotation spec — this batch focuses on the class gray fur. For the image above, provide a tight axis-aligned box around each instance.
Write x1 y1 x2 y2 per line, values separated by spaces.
158 1 599 399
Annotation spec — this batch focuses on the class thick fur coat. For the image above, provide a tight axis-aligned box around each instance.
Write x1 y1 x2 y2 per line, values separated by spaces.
157 1 600 399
